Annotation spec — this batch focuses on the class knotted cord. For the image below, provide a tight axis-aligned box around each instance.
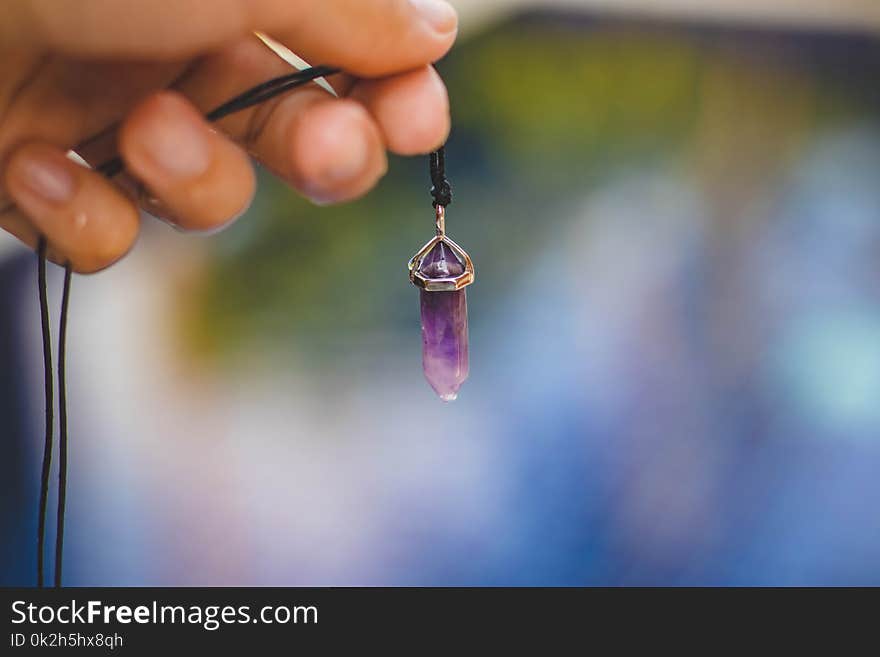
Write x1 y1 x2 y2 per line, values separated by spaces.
429 146 452 208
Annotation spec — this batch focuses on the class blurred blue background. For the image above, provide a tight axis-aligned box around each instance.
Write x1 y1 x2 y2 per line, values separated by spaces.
4 2 880 586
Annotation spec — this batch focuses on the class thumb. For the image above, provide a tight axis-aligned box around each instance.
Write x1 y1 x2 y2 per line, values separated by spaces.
3 0 457 76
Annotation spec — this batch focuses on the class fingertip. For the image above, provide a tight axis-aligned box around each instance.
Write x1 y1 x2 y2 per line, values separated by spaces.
351 66 450 155
266 0 457 79
3 142 140 273
120 90 257 232
287 99 387 203
119 91 213 182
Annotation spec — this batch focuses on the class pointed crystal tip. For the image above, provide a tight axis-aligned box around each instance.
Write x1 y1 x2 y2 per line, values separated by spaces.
419 241 464 279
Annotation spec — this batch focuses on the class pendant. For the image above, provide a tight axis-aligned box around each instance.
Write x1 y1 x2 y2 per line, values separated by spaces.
408 205 474 401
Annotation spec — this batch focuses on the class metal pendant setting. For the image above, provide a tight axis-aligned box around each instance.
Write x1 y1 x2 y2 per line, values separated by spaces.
408 206 474 401
408 207 475 292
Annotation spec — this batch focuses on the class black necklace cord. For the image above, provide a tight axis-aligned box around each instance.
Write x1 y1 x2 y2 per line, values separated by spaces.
429 146 452 208
54 263 72 588
35 237 53 588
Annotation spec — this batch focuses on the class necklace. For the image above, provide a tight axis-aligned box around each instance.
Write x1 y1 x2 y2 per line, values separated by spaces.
409 148 473 401
29 51 470 588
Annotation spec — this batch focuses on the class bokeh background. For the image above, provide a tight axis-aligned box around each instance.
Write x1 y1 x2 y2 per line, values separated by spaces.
3 1 880 586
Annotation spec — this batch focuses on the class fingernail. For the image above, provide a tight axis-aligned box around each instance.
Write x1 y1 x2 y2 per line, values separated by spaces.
409 0 457 33
142 97 211 178
14 152 75 204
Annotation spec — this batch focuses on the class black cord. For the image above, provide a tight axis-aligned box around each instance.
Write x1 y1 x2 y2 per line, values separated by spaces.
207 65 340 121
35 238 53 588
429 146 452 208
54 263 72 588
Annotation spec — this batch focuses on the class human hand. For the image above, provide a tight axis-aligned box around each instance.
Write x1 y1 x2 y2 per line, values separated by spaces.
0 0 457 272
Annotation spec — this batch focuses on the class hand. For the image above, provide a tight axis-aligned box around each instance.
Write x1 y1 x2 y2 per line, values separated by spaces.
0 0 457 272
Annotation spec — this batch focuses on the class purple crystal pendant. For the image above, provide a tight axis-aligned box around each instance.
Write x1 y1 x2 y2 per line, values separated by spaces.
408 206 474 401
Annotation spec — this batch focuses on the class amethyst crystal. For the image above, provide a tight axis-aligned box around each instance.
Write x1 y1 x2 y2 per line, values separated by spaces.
418 242 469 401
